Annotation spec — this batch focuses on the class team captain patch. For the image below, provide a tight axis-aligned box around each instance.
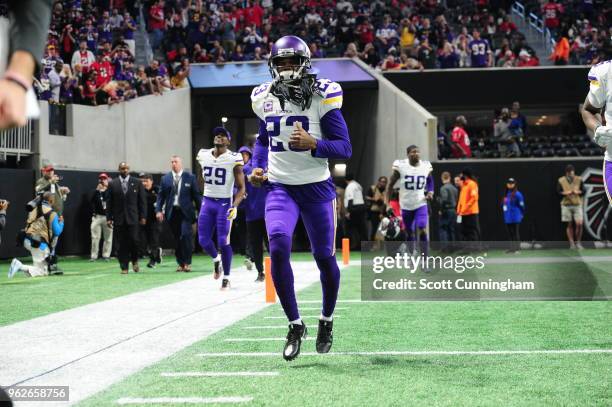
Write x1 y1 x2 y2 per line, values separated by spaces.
264 100 273 112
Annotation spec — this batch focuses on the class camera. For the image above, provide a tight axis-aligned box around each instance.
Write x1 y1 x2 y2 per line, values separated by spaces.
25 195 43 212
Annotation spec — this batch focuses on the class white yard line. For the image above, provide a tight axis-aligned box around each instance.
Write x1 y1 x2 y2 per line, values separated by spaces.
197 349 612 357
161 372 279 377
242 326 298 330
116 396 253 404
0 263 320 406
292 307 348 311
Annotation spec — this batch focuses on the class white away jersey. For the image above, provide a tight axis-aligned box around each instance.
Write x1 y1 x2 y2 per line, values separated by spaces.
251 78 343 185
392 159 433 211
587 60 612 161
196 148 243 198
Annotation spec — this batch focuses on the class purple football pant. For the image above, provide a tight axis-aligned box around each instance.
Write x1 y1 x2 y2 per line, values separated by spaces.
198 196 233 276
265 185 340 322
402 205 429 257
605 161 612 205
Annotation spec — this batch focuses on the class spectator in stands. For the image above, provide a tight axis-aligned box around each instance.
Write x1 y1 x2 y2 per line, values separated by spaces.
8 192 64 279
90 173 112 262
344 42 358 58
517 49 540 67
398 18 417 55
376 15 399 55
542 0 564 38
344 173 368 250
438 41 459 69
417 38 436 69
558 164 585 250
360 43 380 68
60 25 77 63
71 41 95 73
122 12 137 58
381 54 400 70
451 116 472 158
468 30 492 68
148 0 166 52
399 53 424 71
502 177 524 253
494 108 521 158
48 61 63 103
438 171 458 251
366 176 387 240
456 168 481 249
511 101 527 136
550 30 570 65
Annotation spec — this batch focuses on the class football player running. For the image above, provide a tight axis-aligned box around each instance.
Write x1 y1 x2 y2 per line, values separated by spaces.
387 145 434 262
249 35 352 361
196 127 246 290
581 59 612 203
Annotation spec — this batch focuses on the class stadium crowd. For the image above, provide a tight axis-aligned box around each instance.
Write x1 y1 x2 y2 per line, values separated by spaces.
30 0 610 106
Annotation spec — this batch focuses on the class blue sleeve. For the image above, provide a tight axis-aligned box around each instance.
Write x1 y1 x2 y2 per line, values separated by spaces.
252 119 269 170
426 174 434 193
314 109 352 159
52 215 64 236
518 192 525 213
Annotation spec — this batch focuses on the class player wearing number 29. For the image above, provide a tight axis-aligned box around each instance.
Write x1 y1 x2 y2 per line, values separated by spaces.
196 127 246 290
387 145 434 259
249 35 352 361
581 59 612 204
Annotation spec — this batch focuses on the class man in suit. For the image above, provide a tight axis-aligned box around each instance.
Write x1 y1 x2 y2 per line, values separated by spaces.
156 155 202 272
106 162 147 274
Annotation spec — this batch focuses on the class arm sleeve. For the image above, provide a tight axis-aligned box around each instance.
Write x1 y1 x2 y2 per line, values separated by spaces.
587 65 607 108
425 174 434 193
314 109 352 159
518 192 525 213
9 0 54 70
252 119 269 170
51 215 64 236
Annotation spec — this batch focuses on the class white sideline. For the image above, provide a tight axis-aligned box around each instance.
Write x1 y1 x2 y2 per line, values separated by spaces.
161 372 279 377
223 338 314 342
242 326 301 329
197 349 612 357
0 263 321 406
116 396 253 404
292 307 348 311
264 315 341 319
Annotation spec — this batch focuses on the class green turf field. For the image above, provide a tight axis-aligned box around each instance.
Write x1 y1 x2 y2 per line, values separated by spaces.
76 254 612 406
0 252 332 326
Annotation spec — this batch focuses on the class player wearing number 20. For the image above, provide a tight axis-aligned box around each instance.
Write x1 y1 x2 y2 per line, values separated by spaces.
249 35 352 361
387 145 434 258
196 127 246 291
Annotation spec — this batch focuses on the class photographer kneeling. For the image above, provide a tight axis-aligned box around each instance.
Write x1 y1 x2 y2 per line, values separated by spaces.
8 192 64 278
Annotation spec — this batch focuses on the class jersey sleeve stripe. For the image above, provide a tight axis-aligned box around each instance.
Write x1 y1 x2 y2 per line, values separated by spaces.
325 90 343 99
322 96 342 105
588 75 598 81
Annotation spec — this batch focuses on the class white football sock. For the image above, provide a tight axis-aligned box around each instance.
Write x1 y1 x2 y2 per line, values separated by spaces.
290 318 302 325
320 314 333 322
214 254 221 262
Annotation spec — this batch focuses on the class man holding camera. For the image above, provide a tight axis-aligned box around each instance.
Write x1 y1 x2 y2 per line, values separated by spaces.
8 192 64 278
90 173 112 261
35 165 70 272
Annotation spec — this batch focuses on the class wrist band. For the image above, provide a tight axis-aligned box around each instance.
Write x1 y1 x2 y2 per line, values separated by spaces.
3 71 31 92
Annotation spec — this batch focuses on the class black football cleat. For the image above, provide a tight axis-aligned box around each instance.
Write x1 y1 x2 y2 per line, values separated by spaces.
283 322 307 361
255 272 265 282
221 278 231 291
316 319 333 353
213 259 222 280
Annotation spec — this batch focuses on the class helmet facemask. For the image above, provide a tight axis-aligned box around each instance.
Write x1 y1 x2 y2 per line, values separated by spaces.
269 55 317 111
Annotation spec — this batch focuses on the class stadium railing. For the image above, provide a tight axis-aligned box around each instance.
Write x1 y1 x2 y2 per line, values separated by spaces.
0 119 33 162
512 1 556 54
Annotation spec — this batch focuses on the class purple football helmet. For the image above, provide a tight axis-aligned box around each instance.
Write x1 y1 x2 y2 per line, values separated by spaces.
268 35 312 82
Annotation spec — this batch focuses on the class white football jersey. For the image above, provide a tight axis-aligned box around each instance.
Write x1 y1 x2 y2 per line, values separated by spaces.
587 60 612 161
392 159 433 211
196 148 243 199
251 78 343 185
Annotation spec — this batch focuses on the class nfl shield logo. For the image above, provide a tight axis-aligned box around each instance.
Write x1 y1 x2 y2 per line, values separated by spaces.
264 101 273 112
